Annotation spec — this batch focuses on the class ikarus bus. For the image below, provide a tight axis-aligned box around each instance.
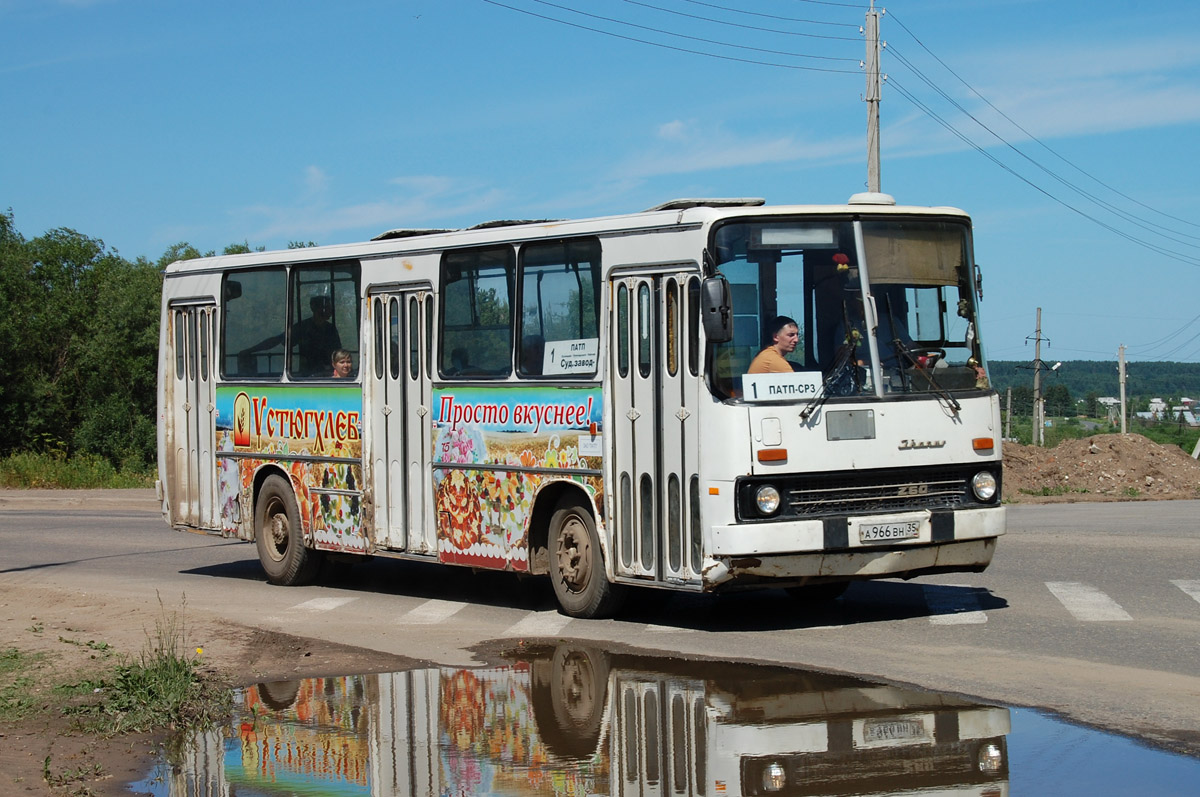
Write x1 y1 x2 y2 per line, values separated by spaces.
157 192 1004 618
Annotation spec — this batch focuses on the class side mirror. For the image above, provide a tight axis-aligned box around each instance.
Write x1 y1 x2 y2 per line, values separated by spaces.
700 276 733 343
223 279 242 302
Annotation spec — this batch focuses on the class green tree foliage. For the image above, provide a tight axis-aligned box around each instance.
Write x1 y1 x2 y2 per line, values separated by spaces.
0 211 254 472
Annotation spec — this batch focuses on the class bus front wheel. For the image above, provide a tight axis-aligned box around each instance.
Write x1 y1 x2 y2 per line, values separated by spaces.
549 500 625 619
255 475 321 586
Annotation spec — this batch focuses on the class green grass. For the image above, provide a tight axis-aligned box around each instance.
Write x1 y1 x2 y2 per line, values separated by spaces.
0 451 153 489
0 647 46 723
1018 485 1092 497
62 600 228 735
4 599 230 794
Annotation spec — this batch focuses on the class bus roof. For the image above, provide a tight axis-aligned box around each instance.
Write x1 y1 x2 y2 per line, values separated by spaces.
162 196 970 275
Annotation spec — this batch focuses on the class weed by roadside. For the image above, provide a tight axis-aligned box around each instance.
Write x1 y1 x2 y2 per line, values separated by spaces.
0 451 153 489
1 598 230 795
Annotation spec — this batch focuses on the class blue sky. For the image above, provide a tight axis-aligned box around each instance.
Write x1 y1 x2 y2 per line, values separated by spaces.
3 0 1199 366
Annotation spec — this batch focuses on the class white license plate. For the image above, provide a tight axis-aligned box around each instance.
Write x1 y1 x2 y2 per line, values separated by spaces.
852 513 927 544
863 718 926 743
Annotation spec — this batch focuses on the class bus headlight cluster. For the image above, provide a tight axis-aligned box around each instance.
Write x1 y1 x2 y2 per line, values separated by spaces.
755 485 781 515
977 742 1004 773
971 471 997 502
761 761 787 791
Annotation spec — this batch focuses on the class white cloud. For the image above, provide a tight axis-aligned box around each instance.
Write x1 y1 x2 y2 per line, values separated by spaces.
234 170 508 244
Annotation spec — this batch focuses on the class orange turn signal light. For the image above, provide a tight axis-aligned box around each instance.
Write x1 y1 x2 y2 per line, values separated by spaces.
757 448 788 462
972 437 994 451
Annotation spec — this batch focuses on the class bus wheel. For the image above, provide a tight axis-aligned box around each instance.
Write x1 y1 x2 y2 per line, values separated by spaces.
549 500 625 619
255 475 321 586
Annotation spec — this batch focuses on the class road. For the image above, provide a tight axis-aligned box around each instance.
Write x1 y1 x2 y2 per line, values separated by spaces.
1 490 1198 755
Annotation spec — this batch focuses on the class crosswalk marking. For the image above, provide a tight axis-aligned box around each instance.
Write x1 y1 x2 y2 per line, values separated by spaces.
924 584 988 625
504 610 573 637
1171 580 1200 605
402 598 469 625
291 597 357 612
1045 581 1132 621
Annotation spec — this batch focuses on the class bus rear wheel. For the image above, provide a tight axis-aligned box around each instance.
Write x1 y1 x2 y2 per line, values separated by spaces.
255 474 321 586
549 500 625 619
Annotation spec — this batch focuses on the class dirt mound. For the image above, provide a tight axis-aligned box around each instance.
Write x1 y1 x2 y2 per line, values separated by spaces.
1002 434 1200 502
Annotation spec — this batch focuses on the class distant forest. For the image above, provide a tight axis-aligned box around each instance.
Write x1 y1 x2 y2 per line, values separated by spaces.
988 360 1200 406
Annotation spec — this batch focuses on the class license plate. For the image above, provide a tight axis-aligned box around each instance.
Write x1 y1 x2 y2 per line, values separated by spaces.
851 512 928 544
863 719 926 743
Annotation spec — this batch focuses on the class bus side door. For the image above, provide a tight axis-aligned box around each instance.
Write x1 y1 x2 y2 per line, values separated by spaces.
165 302 218 530
366 290 434 553
609 271 703 585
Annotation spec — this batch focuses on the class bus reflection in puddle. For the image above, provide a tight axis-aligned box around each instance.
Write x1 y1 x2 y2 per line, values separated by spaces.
141 644 1009 796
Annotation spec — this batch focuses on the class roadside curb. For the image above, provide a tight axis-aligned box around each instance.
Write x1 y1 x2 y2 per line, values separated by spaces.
0 488 158 513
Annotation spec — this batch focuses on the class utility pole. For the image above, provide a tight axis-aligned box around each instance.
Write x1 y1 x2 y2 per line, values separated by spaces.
864 1 882 193
1032 308 1044 446
1005 387 1012 440
1118 344 1127 434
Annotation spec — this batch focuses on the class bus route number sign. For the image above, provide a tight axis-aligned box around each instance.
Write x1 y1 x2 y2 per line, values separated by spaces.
742 371 823 402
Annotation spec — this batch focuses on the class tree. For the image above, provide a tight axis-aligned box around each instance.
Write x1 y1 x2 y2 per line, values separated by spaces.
1044 383 1073 417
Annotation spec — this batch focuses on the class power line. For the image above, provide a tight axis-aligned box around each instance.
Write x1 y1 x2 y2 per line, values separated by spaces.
530 0 860 61
886 11 1200 233
624 0 860 33
478 0 860 73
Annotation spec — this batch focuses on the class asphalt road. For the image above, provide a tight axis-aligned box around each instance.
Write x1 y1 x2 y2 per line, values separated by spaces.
1 490 1198 755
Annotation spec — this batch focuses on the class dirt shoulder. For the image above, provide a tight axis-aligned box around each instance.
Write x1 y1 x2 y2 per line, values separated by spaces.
0 582 416 796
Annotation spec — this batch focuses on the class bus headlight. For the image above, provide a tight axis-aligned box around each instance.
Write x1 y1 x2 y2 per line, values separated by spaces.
761 761 787 791
971 471 997 502
755 485 781 515
977 742 1004 773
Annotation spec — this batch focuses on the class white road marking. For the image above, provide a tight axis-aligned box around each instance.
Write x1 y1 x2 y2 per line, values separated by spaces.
1045 582 1132 621
924 584 988 625
643 624 697 633
1171 580 1200 605
291 597 358 612
504 610 573 638
402 598 468 624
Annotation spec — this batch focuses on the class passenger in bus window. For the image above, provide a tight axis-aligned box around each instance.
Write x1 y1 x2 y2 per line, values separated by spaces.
748 316 800 374
292 295 341 375
447 347 469 375
331 349 354 379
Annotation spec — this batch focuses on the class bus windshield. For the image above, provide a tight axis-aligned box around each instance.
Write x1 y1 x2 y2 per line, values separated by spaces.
709 217 984 401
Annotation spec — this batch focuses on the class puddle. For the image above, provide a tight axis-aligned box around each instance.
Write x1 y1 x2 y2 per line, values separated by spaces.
132 643 1197 796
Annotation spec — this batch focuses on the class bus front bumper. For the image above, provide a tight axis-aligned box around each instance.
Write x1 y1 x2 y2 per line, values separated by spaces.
702 506 1003 590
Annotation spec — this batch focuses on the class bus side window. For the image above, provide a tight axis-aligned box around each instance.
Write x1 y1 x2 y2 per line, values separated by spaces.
518 238 601 378
223 268 286 379
439 246 513 378
288 261 361 379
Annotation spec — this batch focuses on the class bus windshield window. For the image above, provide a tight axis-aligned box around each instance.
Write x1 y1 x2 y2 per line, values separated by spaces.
518 238 600 377
711 220 869 401
861 220 982 394
709 217 983 401
440 246 514 377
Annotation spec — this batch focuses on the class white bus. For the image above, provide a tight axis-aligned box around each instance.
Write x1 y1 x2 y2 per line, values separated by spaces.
158 193 1004 617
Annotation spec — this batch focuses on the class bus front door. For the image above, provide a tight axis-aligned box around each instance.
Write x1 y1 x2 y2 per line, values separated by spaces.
367 291 434 554
166 302 218 530
609 272 703 586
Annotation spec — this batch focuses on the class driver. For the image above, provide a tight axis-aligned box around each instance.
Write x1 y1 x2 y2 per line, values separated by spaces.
748 316 800 374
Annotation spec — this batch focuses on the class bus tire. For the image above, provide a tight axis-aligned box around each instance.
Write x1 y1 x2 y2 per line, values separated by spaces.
255 474 321 586
549 500 625 619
